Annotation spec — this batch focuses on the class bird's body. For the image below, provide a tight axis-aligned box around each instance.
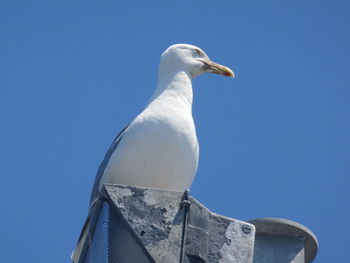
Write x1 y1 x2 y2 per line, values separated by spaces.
100 70 199 193
72 44 234 262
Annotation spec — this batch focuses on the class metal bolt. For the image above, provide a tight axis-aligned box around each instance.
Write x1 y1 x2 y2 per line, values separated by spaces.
241 224 252 234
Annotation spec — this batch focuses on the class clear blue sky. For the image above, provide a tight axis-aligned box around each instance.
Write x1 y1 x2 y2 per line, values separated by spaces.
1 1 349 262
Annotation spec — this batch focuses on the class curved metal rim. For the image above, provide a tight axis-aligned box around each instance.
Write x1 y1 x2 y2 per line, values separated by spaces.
248 217 318 263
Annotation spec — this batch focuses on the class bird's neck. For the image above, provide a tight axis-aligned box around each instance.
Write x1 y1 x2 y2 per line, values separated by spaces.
148 70 193 109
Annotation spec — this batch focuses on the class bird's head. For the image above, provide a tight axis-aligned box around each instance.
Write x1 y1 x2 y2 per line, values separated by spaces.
160 44 234 78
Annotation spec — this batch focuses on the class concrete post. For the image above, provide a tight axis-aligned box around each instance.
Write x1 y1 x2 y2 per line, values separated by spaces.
74 184 318 263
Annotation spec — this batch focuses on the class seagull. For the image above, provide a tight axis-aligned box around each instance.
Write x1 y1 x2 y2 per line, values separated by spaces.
72 44 234 262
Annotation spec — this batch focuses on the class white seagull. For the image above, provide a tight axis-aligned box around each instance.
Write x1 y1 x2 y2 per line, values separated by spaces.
72 44 234 262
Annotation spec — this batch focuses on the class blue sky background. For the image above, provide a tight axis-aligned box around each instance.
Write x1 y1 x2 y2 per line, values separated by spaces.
1 0 349 262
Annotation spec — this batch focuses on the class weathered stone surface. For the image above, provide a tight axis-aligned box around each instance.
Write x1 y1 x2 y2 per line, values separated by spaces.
103 184 256 263
104 184 185 263
207 213 255 263
183 198 255 263
97 185 318 263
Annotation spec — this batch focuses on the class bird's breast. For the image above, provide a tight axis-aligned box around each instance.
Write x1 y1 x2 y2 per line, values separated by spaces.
101 110 199 191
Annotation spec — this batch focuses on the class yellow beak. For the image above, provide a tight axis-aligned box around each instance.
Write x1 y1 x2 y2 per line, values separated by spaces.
202 60 235 78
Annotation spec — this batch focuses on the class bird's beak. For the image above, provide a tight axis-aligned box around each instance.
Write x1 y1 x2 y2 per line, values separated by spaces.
201 60 235 78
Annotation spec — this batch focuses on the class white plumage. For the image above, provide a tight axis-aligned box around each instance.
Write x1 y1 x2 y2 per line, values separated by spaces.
99 43 233 194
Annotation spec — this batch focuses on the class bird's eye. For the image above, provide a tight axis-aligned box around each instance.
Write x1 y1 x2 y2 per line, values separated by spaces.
193 49 202 56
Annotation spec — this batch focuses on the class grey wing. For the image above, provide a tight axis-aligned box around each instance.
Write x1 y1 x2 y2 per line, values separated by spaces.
72 125 128 263
89 124 129 205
